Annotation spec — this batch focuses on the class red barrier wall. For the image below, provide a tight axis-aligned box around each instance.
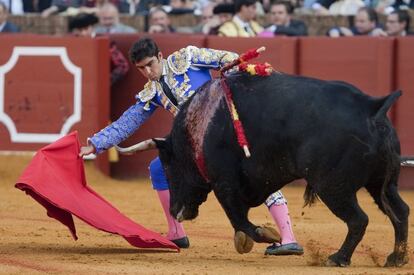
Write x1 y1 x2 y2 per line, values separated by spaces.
394 37 414 156
0 34 110 173
299 37 394 95
394 37 414 189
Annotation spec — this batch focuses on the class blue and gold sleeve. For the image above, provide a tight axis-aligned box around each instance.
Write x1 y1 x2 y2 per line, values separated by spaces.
89 100 157 154
189 47 238 68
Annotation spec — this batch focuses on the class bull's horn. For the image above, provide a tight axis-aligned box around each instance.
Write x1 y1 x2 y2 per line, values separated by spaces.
176 206 185 222
257 47 266 53
401 159 414 167
114 139 161 155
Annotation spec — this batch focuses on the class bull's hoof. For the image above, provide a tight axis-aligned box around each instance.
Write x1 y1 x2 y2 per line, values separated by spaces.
257 226 281 243
384 252 409 267
325 253 350 267
234 231 254 254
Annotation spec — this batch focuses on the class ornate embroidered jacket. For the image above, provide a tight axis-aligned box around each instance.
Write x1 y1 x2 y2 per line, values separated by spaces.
90 46 238 153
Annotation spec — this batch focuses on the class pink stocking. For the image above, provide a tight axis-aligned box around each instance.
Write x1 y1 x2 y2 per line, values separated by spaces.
269 203 296 245
157 190 186 240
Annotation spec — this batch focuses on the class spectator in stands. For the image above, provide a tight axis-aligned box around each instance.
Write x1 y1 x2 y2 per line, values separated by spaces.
41 0 82 17
196 2 234 35
134 0 169 15
0 2 21 33
0 0 24 14
310 0 334 14
327 7 385 36
212 0 234 2
328 0 365 15
376 0 414 15
260 1 308 36
384 9 413 36
39 0 52 12
213 2 235 24
75 0 123 14
148 7 176 33
192 2 221 34
169 0 196 14
148 24 170 33
22 0 52 13
69 12 98 35
68 13 129 86
95 2 137 33
117 0 140 14
42 0 122 17
218 0 263 37
311 0 365 15
261 0 273 11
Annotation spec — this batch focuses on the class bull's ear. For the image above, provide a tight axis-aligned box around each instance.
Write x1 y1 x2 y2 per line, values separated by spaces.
153 137 173 163
153 137 168 150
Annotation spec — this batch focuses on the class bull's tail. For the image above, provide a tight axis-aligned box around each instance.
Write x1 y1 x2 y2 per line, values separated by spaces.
379 134 401 223
303 184 319 207
373 90 402 223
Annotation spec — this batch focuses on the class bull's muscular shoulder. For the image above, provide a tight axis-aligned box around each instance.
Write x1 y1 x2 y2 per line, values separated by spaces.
167 46 198 75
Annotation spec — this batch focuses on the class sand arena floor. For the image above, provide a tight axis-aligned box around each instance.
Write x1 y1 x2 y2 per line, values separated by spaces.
0 155 413 274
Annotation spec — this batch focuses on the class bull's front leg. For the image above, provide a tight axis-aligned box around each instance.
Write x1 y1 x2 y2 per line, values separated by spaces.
213 181 280 254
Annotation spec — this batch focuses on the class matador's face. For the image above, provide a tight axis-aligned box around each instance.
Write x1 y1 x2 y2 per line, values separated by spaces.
135 52 163 81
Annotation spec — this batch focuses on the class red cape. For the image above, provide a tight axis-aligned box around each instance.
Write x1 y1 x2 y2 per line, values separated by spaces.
15 131 178 251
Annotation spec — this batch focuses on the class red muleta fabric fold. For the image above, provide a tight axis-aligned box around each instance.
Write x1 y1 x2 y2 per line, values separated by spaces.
15 131 178 251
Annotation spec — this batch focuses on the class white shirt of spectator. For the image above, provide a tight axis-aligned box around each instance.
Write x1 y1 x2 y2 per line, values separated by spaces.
265 25 278 33
0 0 23 15
329 0 365 15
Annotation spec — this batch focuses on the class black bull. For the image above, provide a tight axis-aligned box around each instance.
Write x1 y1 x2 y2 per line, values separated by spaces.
153 72 409 267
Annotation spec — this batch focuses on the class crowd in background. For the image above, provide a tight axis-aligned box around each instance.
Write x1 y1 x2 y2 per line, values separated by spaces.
0 0 413 37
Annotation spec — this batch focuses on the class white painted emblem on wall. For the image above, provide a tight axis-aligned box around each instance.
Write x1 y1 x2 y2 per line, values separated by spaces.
0 47 82 143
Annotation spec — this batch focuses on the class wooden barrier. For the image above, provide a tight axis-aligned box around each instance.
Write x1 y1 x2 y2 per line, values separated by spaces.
299 37 394 96
394 37 414 189
394 37 414 156
399 167 414 189
0 34 110 174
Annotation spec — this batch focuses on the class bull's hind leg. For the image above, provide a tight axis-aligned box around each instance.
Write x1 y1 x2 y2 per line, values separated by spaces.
365 181 409 267
316 187 369 267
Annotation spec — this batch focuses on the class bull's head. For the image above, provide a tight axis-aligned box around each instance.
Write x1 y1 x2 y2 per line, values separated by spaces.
115 137 211 222
153 137 211 222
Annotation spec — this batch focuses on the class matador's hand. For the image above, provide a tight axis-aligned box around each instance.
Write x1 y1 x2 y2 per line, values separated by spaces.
79 145 96 157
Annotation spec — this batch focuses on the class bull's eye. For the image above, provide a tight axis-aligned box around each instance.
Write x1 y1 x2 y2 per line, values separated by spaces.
375 121 388 133
377 124 387 132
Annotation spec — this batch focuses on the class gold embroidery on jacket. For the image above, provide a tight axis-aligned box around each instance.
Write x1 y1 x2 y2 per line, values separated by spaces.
139 46 238 114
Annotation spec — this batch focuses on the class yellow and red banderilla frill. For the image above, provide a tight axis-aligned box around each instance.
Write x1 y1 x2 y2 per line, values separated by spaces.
219 47 273 158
